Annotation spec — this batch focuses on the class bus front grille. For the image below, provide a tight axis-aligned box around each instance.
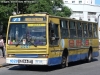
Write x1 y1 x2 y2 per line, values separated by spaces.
7 49 47 54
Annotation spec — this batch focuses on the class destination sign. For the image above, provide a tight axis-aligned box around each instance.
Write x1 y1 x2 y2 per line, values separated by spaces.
25 18 43 21
10 16 46 22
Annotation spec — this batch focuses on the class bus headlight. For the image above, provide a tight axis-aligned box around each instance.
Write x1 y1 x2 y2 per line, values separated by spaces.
7 54 15 57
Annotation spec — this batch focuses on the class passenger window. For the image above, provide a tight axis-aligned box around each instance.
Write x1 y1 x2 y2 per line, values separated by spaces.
83 23 88 37
77 22 82 37
93 24 98 38
69 21 76 38
60 20 69 38
88 23 93 37
54 24 59 37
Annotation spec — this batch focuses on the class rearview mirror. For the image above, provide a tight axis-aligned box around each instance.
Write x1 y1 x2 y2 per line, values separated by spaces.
50 21 55 29
51 37 55 41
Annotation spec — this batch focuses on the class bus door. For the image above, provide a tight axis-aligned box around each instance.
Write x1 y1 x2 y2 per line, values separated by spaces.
49 21 61 57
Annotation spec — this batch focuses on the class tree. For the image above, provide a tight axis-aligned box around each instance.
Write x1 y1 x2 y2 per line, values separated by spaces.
26 0 72 17
56 6 72 17
26 0 52 14
0 0 15 35
0 0 72 36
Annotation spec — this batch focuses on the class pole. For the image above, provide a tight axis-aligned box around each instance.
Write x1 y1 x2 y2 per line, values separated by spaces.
17 0 18 14
52 0 55 15
98 14 100 42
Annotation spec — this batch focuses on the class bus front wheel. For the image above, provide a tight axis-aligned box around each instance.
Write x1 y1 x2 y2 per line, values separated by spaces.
87 51 92 62
60 55 68 68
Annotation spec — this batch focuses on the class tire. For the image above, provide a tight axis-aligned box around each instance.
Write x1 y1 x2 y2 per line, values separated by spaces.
87 51 92 62
25 65 32 68
60 55 68 68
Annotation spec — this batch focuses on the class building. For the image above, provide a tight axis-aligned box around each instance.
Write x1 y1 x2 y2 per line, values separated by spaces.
63 0 100 23
63 4 100 22
63 0 95 5
63 0 100 22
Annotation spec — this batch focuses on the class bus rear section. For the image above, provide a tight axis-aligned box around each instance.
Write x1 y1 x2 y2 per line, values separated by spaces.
6 14 49 65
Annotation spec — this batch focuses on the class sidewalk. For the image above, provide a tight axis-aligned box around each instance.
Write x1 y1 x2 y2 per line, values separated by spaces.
0 50 9 68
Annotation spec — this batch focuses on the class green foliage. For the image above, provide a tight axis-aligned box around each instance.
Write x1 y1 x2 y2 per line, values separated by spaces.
56 6 72 17
26 0 72 17
27 0 53 14
0 0 72 35
0 4 15 19
0 0 72 22
0 0 15 34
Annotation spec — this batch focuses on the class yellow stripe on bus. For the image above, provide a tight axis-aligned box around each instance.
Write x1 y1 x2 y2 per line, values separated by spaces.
28 24 45 26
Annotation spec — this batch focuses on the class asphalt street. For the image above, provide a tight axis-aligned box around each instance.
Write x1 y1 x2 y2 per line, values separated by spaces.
0 51 100 75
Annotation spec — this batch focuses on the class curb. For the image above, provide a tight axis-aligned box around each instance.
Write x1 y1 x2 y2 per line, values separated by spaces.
0 65 2 67
0 63 10 68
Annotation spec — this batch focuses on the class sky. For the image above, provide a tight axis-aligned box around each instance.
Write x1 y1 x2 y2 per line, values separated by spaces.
95 0 100 5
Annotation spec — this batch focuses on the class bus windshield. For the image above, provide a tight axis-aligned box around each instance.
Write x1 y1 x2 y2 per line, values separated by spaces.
7 23 46 45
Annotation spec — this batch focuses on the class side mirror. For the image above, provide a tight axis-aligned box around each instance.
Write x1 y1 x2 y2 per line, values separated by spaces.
51 37 59 41
51 37 55 41
50 21 55 29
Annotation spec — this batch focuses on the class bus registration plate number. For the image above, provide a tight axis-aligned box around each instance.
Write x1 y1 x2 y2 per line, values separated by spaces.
18 59 33 64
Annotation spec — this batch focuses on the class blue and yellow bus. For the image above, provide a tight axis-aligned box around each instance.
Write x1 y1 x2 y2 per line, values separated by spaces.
6 13 99 68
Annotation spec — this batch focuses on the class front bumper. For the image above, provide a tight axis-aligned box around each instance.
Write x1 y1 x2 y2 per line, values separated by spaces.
6 58 48 65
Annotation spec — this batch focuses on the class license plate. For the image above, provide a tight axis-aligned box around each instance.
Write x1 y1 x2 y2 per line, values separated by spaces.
18 59 33 64
10 59 18 64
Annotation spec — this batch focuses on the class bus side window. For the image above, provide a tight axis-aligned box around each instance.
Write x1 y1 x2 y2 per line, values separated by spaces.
60 20 69 38
69 21 76 38
88 23 93 37
77 22 82 37
93 24 98 38
83 23 88 37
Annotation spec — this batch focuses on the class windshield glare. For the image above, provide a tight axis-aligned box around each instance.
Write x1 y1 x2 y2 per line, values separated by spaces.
8 23 46 45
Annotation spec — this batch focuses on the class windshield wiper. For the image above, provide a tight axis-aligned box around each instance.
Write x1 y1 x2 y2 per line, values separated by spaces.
16 36 23 47
27 39 37 47
26 34 37 47
28 40 37 47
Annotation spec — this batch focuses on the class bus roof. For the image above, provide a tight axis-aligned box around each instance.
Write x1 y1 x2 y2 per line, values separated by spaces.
10 13 97 24
49 15 97 24
10 13 47 17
